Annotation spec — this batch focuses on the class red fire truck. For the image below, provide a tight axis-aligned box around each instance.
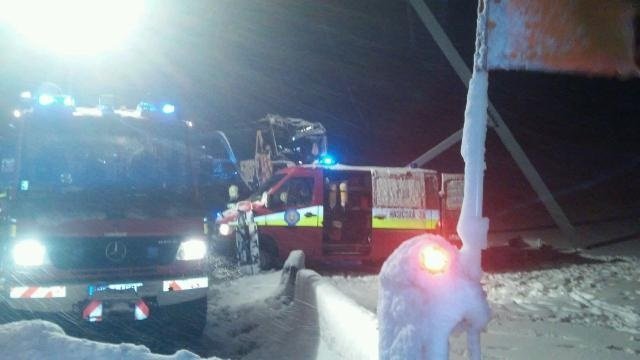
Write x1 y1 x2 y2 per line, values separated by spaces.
0 90 246 334
213 164 463 268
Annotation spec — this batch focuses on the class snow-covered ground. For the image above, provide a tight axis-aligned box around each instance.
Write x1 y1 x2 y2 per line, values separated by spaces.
205 270 341 359
0 320 201 360
329 239 640 359
0 267 339 359
2 237 639 359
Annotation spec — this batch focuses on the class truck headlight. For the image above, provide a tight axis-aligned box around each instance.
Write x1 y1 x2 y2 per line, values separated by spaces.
12 239 46 267
176 239 207 261
218 223 233 236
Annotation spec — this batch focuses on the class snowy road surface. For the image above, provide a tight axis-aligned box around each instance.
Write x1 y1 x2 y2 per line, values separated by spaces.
2 240 639 359
0 270 339 359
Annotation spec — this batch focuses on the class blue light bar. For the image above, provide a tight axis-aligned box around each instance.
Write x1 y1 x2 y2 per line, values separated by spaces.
161 104 175 114
63 96 75 107
38 94 55 106
37 93 75 107
319 154 336 165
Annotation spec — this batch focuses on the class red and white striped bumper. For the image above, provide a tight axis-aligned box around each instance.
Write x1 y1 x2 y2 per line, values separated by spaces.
162 277 208 292
3 276 208 314
10 286 66 299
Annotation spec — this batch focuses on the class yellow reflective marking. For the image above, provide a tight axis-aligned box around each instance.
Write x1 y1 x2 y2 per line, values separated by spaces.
263 206 320 227
372 218 439 230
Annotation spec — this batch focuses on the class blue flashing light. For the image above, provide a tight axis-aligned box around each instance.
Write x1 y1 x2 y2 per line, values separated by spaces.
137 101 154 113
319 154 336 166
161 104 175 114
63 96 75 107
38 94 55 106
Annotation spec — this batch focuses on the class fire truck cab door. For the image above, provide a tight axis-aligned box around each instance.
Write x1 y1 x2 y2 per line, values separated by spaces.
263 176 322 256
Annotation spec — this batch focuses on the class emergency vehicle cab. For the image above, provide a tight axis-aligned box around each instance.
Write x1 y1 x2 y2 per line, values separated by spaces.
214 164 462 268
0 90 246 334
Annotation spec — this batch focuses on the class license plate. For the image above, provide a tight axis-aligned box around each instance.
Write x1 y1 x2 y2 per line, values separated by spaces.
88 282 144 298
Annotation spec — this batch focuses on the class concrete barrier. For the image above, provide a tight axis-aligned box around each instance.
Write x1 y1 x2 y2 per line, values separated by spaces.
280 251 378 359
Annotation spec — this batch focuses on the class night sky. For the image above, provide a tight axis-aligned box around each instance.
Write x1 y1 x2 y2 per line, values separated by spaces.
1 0 638 232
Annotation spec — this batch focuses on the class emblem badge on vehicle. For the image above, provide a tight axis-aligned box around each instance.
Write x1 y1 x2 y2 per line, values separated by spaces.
105 240 127 262
284 208 300 227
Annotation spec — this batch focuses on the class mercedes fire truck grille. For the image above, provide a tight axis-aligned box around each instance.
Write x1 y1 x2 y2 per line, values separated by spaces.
46 236 182 270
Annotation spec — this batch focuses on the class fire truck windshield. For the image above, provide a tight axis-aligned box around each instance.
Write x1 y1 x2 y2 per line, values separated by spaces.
249 173 286 201
14 115 202 220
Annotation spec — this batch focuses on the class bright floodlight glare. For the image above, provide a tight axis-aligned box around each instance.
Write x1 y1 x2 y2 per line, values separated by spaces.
20 91 32 99
13 109 21 118
38 94 55 106
0 0 144 56
176 239 207 261
13 239 46 267
161 104 175 114
218 223 232 236
419 244 450 274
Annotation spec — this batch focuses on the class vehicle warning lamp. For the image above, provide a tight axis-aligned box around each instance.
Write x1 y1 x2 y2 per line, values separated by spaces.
419 243 450 274
319 154 336 165
161 104 175 114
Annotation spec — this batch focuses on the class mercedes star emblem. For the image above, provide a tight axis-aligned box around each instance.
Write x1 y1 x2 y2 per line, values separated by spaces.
105 240 127 262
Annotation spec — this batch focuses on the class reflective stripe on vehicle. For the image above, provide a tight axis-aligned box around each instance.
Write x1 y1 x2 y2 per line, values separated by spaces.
9 286 66 299
256 206 320 227
254 206 439 230
372 208 440 230
134 299 150 320
162 277 208 292
83 300 103 322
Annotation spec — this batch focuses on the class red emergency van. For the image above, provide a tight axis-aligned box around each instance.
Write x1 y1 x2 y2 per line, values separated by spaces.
214 164 462 267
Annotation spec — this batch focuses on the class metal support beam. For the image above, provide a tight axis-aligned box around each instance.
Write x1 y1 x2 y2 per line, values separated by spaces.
407 129 462 167
408 0 577 245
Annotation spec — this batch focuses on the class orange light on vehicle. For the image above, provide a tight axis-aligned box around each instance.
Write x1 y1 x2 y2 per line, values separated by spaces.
419 244 450 274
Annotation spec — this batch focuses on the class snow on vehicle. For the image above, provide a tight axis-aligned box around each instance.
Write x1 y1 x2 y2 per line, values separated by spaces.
239 114 328 187
0 90 246 334
214 164 463 268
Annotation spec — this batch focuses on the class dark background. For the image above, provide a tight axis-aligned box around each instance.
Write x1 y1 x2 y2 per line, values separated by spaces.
1 0 638 232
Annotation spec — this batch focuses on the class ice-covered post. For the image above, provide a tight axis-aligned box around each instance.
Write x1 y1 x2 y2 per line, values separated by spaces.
378 1 491 359
458 0 489 284
457 0 489 359
457 0 490 356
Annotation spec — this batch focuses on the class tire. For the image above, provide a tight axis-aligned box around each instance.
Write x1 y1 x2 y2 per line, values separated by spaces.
160 296 207 338
258 237 279 270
